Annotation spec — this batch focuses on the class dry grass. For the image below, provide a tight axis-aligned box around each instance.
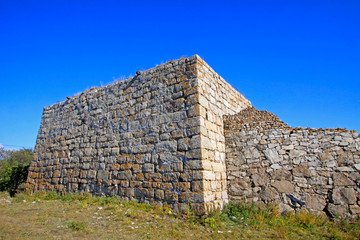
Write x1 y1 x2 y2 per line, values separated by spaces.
0 191 359 239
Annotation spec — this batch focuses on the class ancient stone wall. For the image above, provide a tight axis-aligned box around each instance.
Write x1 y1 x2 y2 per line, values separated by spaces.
28 55 359 217
27 56 203 212
196 59 251 210
26 55 251 214
224 107 360 218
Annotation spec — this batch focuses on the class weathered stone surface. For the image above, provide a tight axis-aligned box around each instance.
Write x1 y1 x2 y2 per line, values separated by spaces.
263 148 280 163
304 193 326 212
26 55 252 215
331 188 357 205
293 163 312 178
333 173 355 186
272 180 294 193
327 204 349 218
272 170 292 181
350 205 360 215
224 107 360 218
26 55 360 218
278 203 294 214
251 173 269 186
259 186 277 202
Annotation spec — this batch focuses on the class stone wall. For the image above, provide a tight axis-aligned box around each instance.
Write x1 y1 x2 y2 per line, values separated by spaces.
196 58 251 211
26 55 251 214
224 107 360 218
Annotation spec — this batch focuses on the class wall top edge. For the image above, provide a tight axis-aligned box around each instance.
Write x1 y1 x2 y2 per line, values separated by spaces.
43 55 203 111
195 56 252 107
225 106 359 134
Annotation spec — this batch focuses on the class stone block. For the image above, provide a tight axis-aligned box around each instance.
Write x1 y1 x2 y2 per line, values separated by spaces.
177 138 189 151
304 193 326 212
259 186 277 202
263 148 280 163
293 163 312 177
272 169 292 180
333 173 355 186
327 204 349 218
189 135 201 149
251 173 269 186
143 163 154 173
331 187 357 205
156 141 177 152
272 180 294 193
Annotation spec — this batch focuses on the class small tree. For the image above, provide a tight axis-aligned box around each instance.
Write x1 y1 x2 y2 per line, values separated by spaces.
0 147 33 196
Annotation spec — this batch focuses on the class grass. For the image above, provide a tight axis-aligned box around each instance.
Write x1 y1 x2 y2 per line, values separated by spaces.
0 191 359 239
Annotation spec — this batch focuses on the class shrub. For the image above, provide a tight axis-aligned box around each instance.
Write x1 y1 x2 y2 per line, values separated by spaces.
0 148 33 196
0 162 29 196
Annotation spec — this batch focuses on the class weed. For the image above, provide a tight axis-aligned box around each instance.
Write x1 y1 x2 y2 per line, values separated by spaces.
80 200 88 209
203 217 218 229
293 211 327 229
65 220 87 232
43 191 59 200
180 203 197 225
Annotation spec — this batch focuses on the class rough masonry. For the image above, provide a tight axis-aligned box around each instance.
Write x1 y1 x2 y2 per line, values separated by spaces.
26 55 251 214
224 107 360 218
26 55 360 217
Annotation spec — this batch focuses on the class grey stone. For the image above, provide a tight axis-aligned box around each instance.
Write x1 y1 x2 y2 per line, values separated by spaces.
156 141 177 152
263 148 280 163
289 149 306 158
143 163 154 173
327 204 349 218
271 164 282 170
304 193 326 212
331 188 357 205
278 203 294 215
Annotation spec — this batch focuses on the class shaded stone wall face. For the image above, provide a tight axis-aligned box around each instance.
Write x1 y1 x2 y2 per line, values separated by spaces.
27 56 207 212
225 107 360 218
196 59 251 211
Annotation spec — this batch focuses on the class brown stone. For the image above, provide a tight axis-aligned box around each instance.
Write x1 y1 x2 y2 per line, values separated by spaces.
259 186 277 202
251 173 269 186
333 173 355 186
272 180 294 193
349 205 360 216
293 163 312 178
272 170 292 180
174 182 191 192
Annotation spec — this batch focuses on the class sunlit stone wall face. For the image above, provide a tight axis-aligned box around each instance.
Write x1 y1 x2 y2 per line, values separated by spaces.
224 107 360 218
196 58 251 212
28 55 359 218
26 55 251 215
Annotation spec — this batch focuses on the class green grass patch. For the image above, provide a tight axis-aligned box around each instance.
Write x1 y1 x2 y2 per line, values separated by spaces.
65 220 87 232
1 191 360 239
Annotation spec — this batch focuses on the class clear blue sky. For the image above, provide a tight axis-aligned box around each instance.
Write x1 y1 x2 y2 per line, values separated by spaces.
1 0 359 150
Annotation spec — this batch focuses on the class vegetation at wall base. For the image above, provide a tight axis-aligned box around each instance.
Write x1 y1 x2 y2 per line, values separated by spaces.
1 191 359 239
